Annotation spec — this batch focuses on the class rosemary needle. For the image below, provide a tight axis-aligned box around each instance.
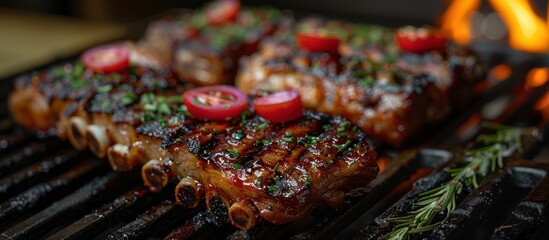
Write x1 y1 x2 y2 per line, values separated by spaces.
382 123 522 240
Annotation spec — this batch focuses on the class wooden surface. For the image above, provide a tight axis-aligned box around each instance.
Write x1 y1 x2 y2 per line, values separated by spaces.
0 8 126 80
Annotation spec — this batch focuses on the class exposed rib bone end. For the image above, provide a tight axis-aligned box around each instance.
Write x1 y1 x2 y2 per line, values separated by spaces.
229 200 260 230
142 159 172 193
175 177 204 208
67 116 88 151
107 144 132 172
86 125 111 158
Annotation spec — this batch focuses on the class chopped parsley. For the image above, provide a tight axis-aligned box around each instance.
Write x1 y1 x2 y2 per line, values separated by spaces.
359 75 375 88
139 93 183 123
335 140 352 151
233 162 242 169
262 139 273 145
240 110 249 126
121 92 137 106
256 122 268 130
157 103 171 115
227 149 239 158
298 135 319 146
267 185 278 193
282 137 294 143
273 162 280 172
285 131 293 137
337 121 350 132
96 84 113 93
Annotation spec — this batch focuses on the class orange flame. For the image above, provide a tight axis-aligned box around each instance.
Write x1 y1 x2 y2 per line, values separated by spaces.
376 157 392 173
490 64 512 81
442 0 549 53
525 67 549 89
441 0 481 44
536 91 549 121
489 0 549 52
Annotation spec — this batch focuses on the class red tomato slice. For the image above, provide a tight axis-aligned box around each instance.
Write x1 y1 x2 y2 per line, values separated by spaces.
183 85 248 121
81 44 130 73
253 90 303 123
396 27 447 54
296 32 341 54
206 0 241 26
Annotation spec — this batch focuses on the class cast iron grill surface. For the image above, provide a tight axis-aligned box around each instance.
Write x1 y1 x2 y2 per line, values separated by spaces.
0 56 548 240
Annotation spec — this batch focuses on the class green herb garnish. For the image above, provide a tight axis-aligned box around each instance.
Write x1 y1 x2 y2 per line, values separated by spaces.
359 75 375 88
298 135 319 146
267 185 278 193
335 140 352 150
381 123 522 240
256 122 268 130
337 121 350 132
233 162 242 169
227 149 239 158
121 92 137 106
273 162 280 172
96 84 113 93
282 137 294 143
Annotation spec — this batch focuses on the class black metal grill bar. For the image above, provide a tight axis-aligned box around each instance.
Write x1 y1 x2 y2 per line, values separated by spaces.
428 168 512 239
492 162 549 240
0 149 80 202
0 171 137 240
163 210 221 240
0 133 32 157
0 158 107 230
105 200 192 240
354 168 452 240
353 129 548 240
48 186 154 240
303 149 457 240
0 138 63 177
0 119 13 135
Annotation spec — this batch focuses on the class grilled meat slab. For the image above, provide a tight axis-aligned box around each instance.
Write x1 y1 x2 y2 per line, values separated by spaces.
142 6 291 86
8 61 379 229
236 21 484 147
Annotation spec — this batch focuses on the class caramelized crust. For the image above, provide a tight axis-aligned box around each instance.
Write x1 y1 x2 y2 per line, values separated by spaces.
8 61 379 229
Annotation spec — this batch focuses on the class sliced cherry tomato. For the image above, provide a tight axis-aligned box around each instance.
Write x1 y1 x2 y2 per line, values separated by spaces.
396 27 447 54
253 90 303 123
206 0 241 26
81 44 130 73
183 85 248 121
296 32 341 54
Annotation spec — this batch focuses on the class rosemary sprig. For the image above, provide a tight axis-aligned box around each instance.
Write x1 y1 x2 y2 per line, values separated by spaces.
382 123 522 240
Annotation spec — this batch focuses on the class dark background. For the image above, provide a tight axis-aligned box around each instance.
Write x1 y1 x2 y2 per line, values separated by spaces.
0 0 447 26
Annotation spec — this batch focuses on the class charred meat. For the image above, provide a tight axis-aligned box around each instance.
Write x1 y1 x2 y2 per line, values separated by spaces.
8 60 379 229
236 19 484 146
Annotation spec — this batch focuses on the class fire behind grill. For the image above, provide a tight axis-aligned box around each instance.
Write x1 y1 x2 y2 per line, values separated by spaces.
0 56 548 240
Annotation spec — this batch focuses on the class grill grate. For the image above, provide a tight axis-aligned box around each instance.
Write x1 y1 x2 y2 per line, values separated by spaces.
0 60 548 240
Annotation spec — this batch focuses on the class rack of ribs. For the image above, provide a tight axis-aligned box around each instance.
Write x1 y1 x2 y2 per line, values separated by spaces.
236 18 484 147
8 58 379 229
139 3 292 86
